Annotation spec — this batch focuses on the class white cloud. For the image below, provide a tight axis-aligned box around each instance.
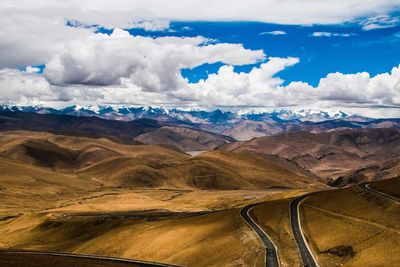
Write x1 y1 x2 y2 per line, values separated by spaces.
0 0 399 70
311 32 355 37
43 29 266 92
259 30 286 36
287 66 400 108
0 69 59 105
0 27 399 114
2 1 400 32
177 57 301 107
178 63 400 113
0 7 94 68
360 15 400 30
1 57 400 117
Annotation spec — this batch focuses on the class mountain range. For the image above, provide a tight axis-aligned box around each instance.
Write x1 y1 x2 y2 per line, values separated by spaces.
1 106 399 187
2 105 400 140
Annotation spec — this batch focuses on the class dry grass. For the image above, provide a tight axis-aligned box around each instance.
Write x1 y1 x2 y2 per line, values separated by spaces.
0 252 143 267
300 185 400 266
369 176 400 198
0 131 320 266
0 131 325 191
251 195 304 267
0 209 265 266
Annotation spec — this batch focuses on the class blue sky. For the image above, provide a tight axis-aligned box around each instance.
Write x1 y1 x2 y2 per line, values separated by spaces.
121 20 400 87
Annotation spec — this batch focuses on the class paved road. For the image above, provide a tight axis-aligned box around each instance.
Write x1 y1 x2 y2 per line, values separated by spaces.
361 183 400 203
0 250 182 267
240 204 280 267
289 194 319 267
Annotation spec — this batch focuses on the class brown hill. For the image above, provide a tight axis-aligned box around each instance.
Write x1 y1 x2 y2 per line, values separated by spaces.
0 112 233 152
135 126 234 151
79 149 324 190
0 111 160 144
222 120 283 140
220 128 400 185
330 156 400 187
0 134 126 170
164 151 324 190
0 139 82 170
0 131 323 191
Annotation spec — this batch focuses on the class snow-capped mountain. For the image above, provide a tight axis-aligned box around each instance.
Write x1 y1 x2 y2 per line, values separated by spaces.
2 104 399 140
0 104 364 125
242 109 348 123
0 104 354 123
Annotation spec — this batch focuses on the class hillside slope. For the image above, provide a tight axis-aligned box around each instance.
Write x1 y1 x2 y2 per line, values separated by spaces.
220 128 400 185
222 120 283 140
135 126 234 151
0 131 323 191
0 111 233 152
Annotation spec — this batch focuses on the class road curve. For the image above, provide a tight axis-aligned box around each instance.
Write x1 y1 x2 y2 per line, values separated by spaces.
289 194 319 267
361 183 400 203
0 250 182 267
240 204 280 267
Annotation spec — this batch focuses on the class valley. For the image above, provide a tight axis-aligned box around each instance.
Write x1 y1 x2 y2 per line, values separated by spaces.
0 113 399 266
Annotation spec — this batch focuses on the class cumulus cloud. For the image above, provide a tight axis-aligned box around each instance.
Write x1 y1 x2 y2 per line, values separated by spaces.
1 58 400 117
287 66 400 108
0 7 93 68
0 28 399 113
0 69 58 105
178 63 400 110
1 0 399 70
43 29 266 92
177 57 301 107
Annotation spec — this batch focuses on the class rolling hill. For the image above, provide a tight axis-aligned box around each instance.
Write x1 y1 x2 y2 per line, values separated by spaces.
0 131 324 191
135 126 234 151
222 120 283 140
220 128 400 186
0 111 233 152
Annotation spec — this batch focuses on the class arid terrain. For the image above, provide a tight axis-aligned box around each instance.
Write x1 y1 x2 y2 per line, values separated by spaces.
0 127 399 266
221 128 400 186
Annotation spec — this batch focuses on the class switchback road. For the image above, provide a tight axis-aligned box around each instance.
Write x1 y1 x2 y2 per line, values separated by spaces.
289 194 319 267
240 204 280 267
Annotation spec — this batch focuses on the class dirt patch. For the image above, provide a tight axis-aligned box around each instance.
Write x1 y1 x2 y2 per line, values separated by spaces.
322 245 356 258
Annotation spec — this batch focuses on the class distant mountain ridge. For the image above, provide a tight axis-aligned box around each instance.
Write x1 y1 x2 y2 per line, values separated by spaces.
2 105 400 140
0 104 350 122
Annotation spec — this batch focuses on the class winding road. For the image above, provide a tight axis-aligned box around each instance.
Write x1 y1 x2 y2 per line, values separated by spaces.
0 250 182 267
361 183 400 203
240 204 280 267
289 194 320 267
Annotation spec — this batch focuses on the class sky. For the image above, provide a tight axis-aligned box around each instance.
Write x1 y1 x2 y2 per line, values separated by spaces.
1 0 400 117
